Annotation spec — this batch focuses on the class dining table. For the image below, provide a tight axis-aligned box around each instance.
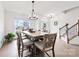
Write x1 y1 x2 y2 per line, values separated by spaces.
22 30 49 56
22 30 48 40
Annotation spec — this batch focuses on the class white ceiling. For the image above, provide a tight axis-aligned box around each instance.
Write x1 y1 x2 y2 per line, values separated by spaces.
2 1 79 17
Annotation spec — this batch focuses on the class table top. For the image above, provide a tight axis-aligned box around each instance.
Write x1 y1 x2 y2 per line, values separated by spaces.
22 31 48 38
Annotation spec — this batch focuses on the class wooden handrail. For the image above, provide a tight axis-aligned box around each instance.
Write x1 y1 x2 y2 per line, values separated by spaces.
59 20 79 44
67 20 79 43
67 22 78 43
59 23 68 30
68 22 78 30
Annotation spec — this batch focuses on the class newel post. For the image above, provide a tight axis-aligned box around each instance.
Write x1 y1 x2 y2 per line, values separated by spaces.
78 20 79 36
66 23 69 44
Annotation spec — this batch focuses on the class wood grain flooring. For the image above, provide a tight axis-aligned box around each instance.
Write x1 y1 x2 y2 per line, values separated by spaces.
0 39 79 57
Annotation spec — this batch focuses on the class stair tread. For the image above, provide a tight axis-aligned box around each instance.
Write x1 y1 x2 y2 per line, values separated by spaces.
70 36 79 45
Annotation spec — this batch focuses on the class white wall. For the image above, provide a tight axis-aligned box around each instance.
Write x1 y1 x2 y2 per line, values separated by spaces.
53 7 79 29
0 2 4 48
50 7 79 42
4 10 27 35
4 10 41 35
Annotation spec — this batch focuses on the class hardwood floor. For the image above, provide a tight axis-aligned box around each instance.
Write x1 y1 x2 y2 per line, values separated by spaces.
0 40 17 57
0 39 79 57
55 39 79 57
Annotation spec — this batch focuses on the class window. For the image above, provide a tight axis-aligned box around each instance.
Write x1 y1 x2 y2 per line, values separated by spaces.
15 18 29 31
23 20 29 30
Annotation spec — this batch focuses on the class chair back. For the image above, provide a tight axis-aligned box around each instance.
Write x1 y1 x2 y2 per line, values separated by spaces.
16 32 24 46
43 33 57 50
16 32 21 45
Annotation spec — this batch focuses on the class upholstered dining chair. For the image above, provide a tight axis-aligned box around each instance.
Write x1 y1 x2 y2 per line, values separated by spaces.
34 33 57 57
16 32 33 57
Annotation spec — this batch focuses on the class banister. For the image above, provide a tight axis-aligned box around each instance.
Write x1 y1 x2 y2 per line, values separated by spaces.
67 20 79 43
66 23 69 44
68 22 78 30
59 20 79 44
59 23 68 40
59 23 68 30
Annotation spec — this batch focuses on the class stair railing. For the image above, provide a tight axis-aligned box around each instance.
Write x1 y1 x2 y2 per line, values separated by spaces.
59 23 69 43
68 20 79 42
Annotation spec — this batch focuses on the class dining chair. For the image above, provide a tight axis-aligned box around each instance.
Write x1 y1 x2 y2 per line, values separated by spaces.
16 32 33 57
34 33 57 57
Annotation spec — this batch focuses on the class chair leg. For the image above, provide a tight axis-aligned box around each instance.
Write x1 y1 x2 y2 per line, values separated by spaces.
21 46 24 57
52 49 55 57
21 52 23 57
28 45 31 52
45 51 51 57
18 49 20 57
33 45 36 56
18 45 20 57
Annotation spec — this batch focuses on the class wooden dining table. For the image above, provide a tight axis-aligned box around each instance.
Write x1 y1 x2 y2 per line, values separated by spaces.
22 30 49 56
22 31 48 41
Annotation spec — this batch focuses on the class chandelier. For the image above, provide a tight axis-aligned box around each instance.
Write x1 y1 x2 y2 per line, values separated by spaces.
29 1 38 20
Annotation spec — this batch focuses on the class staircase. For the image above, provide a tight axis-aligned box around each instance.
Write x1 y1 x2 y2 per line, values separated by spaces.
59 20 79 45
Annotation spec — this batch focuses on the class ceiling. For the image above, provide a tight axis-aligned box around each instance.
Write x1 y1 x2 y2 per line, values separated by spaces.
2 1 79 17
